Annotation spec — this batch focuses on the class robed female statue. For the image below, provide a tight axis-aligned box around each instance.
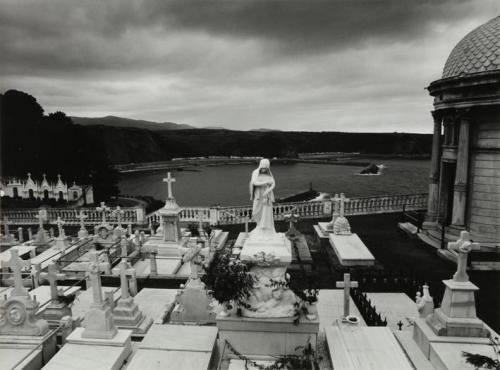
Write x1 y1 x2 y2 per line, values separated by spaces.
249 159 276 237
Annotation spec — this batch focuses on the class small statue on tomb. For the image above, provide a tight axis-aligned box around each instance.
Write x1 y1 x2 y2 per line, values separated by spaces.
249 159 276 239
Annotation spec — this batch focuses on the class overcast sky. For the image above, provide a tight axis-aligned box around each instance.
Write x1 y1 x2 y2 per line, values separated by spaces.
1 0 498 132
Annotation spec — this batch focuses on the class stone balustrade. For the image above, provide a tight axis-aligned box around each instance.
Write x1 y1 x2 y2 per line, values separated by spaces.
0 206 145 226
1 193 428 228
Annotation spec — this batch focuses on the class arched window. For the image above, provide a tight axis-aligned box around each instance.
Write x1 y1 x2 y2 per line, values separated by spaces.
73 191 78 200
58 191 64 201
28 189 34 199
13 187 18 198
43 190 49 199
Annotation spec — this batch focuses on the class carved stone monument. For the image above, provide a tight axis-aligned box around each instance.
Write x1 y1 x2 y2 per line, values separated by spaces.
82 250 117 339
52 216 70 252
94 202 117 247
336 273 359 321
40 263 72 321
33 209 51 246
142 172 188 256
112 206 127 238
425 231 487 337
112 259 152 334
416 284 434 319
77 210 89 238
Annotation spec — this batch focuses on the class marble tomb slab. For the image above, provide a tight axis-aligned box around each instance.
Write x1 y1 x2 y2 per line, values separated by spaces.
0 347 42 370
328 233 375 266
365 293 418 331
325 324 413 370
132 288 177 324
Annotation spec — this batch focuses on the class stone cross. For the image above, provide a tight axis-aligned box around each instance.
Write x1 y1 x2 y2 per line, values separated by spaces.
53 216 66 237
40 263 66 302
163 172 176 199
77 211 88 231
448 231 480 282
182 241 204 280
1 249 30 296
2 217 10 237
112 206 125 227
35 210 45 231
120 238 128 258
18 227 24 242
338 193 350 217
336 273 358 318
96 202 111 224
87 250 104 305
118 259 130 300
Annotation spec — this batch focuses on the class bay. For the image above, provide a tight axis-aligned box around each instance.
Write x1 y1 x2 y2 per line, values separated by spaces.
118 159 430 207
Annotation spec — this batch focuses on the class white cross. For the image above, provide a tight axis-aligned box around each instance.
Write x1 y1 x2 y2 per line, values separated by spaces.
53 216 66 237
87 250 104 304
1 217 9 236
40 263 66 301
338 193 350 217
77 211 88 230
35 210 45 230
118 259 132 300
1 249 30 296
112 206 125 227
96 202 111 224
448 231 480 282
163 172 176 199
336 273 358 318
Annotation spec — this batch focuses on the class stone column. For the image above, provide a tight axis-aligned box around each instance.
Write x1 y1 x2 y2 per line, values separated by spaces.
426 111 442 223
451 112 471 227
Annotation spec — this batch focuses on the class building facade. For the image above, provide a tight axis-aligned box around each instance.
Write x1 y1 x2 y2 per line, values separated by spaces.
421 16 500 247
0 173 94 204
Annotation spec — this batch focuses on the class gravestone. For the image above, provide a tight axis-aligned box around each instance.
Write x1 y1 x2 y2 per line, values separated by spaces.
112 259 152 334
112 206 127 238
142 172 189 256
318 193 341 233
94 202 117 247
0 217 17 247
52 217 69 252
0 249 57 370
77 210 89 238
171 239 215 324
39 263 72 321
333 193 351 235
82 250 117 339
424 231 487 338
336 273 359 322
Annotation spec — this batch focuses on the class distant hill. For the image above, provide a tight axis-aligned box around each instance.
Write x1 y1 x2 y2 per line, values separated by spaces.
71 115 195 131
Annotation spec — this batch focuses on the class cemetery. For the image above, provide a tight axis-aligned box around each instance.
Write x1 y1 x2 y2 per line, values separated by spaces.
0 11 498 370
0 158 498 370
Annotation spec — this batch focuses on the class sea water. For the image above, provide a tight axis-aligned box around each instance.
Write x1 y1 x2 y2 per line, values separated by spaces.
118 159 430 206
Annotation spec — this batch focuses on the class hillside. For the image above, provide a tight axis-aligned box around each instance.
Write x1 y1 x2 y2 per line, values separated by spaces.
71 115 195 131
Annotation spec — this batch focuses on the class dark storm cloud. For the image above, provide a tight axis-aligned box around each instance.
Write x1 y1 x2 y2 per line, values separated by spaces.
0 0 498 131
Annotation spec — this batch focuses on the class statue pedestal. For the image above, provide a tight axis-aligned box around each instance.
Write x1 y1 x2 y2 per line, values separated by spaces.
240 232 291 265
216 311 319 357
113 297 153 335
143 237 189 257
170 278 216 325
425 279 488 338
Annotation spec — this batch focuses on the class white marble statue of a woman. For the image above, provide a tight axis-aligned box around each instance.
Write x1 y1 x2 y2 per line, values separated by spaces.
249 159 276 238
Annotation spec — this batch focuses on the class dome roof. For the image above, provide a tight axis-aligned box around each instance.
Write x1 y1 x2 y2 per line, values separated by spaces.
442 16 500 79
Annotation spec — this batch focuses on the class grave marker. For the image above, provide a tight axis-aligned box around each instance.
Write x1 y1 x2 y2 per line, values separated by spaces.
336 273 358 319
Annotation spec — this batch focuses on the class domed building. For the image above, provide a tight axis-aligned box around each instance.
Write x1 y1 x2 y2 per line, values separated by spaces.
421 16 500 249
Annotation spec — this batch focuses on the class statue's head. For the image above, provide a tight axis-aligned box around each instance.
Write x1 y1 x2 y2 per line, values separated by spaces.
258 158 271 174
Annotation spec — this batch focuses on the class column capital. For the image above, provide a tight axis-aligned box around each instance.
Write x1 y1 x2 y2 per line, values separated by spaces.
431 110 443 123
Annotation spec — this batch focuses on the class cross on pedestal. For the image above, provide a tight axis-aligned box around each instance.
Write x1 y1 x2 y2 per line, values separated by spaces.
120 238 128 258
53 216 66 237
87 250 104 305
118 259 131 300
40 263 66 302
35 210 45 231
336 273 358 318
338 193 350 218
2 217 10 237
77 211 88 231
448 230 480 282
96 202 111 224
163 172 176 199
1 249 30 296
112 206 125 227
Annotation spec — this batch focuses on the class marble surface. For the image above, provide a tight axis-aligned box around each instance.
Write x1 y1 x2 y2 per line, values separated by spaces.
131 257 182 277
0 245 36 262
42 343 130 370
328 234 375 265
325 324 413 370
317 290 366 329
125 349 213 370
0 347 42 370
430 342 496 370
139 324 218 352
133 288 177 324
365 293 418 331
71 286 120 321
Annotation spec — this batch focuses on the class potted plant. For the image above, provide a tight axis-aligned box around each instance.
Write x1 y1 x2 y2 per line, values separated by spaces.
202 249 255 317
